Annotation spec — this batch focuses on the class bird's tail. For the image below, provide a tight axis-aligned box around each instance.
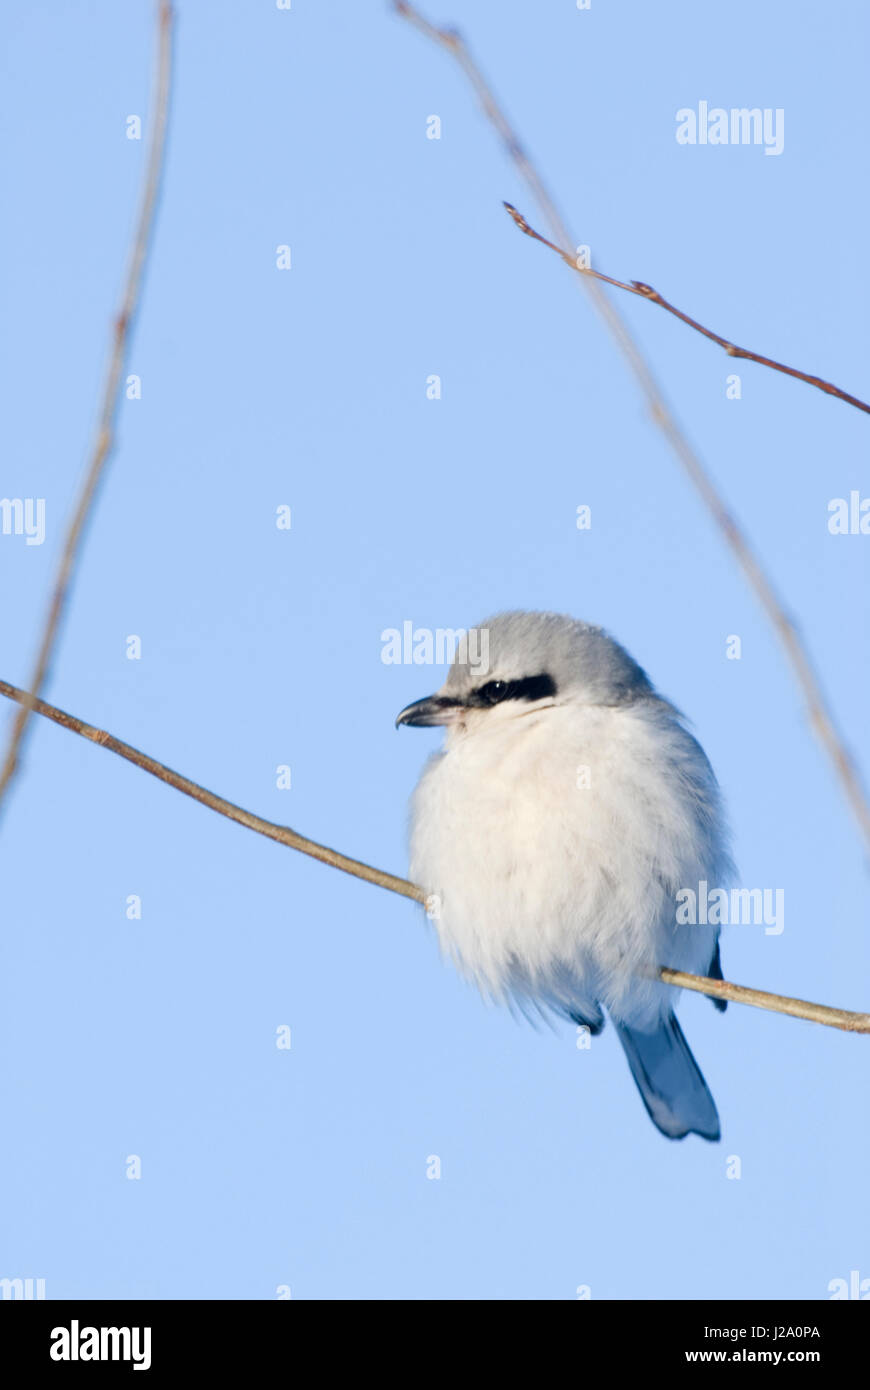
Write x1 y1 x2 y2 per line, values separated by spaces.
614 1013 720 1141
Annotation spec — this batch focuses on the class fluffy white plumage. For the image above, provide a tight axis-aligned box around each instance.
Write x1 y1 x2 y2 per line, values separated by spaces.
397 611 734 1141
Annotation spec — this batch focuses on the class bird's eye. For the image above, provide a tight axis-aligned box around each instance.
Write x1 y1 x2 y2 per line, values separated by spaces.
477 680 509 705
470 673 557 708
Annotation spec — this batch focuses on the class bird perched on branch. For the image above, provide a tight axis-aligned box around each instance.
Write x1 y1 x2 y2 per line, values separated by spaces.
396 610 733 1141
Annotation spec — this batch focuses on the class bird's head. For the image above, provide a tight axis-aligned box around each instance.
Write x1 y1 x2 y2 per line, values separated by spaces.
395 610 652 734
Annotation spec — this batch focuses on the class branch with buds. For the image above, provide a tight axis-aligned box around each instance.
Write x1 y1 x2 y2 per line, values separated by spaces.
502 202 870 414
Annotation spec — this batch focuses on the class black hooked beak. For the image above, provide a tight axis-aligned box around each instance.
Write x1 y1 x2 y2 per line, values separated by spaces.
395 694 462 729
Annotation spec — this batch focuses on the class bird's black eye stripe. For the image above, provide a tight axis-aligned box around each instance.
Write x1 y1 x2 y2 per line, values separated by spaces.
470 673 557 707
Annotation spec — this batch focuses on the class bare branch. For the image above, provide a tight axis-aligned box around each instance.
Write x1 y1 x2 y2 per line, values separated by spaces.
395 1 870 857
0 679 421 905
658 969 870 1034
503 203 870 415
2 677 867 1035
0 1 175 813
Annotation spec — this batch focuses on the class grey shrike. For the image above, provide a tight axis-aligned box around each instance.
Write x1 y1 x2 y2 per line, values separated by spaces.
396 611 733 1142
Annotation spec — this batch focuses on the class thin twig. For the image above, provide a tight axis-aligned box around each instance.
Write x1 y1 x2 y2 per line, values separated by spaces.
395 1 870 858
658 969 870 1034
397 2 870 417
502 203 870 415
0 1 174 813
0 680 421 904
1 677 867 1035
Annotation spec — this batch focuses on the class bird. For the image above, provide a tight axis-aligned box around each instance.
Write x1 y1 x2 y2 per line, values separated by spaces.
396 610 734 1142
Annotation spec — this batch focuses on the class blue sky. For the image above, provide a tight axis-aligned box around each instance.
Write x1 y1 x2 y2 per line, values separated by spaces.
0 0 867 1300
